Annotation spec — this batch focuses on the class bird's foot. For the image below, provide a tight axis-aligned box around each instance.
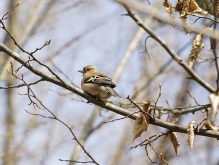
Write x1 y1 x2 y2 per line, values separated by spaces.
85 93 103 103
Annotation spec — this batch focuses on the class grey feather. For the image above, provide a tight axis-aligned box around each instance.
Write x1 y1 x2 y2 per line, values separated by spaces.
84 75 116 88
105 86 121 98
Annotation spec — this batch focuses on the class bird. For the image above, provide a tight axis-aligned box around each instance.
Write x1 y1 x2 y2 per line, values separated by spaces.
78 65 121 101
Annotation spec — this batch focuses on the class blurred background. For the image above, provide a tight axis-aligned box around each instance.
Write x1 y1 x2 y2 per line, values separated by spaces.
0 0 219 164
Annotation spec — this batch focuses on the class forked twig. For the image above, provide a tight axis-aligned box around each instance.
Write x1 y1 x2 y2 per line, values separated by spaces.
8 62 99 165
1 1 21 20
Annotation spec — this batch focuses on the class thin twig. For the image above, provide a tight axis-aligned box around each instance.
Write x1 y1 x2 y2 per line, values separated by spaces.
59 159 94 164
126 95 154 120
51 61 75 85
195 118 207 131
153 84 162 117
186 90 200 106
145 144 158 164
0 78 44 89
104 111 140 123
139 36 152 60
0 18 66 86
1 1 21 20
189 14 219 24
147 139 169 165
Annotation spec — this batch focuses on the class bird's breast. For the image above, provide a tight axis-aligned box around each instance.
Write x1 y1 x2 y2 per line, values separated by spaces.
81 82 112 100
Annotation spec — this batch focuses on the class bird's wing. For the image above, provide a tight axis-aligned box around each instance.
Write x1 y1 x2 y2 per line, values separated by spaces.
105 86 121 98
84 74 116 88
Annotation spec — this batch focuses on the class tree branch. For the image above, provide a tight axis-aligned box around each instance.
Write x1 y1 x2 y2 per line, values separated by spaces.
0 78 45 89
1 43 219 139
117 1 215 93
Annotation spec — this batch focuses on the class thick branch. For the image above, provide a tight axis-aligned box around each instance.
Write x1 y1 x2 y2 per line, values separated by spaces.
1 42 219 138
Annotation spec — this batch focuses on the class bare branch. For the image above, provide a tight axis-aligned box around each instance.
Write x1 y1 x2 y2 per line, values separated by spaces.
59 159 94 164
103 111 140 123
186 90 201 106
126 95 154 120
117 0 215 93
1 42 219 139
1 1 21 20
153 84 162 118
7 62 99 165
139 36 152 60
0 78 44 89
147 139 168 165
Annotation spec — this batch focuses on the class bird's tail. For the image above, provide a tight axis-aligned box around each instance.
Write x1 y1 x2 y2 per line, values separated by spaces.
105 86 121 98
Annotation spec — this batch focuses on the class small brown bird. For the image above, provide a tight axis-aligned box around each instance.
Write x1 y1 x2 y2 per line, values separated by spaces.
78 65 121 100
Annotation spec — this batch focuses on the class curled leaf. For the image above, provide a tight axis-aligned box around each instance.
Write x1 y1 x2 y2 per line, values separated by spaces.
202 121 218 131
175 0 184 12
170 132 180 155
180 0 191 18
187 121 195 148
188 0 208 15
188 33 204 68
142 100 152 124
177 0 208 34
133 113 149 142
163 0 173 14
180 0 207 19
142 99 151 112
208 93 219 126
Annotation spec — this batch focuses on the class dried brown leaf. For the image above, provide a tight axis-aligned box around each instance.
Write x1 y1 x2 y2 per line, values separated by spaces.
188 33 204 68
178 0 189 34
208 93 219 126
142 100 152 124
187 121 195 148
202 121 218 131
180 0 190 18
175 0 184 12
170 132 180 155
142 99 151 112
175 0 207 34
180 0 207 19
188 0 208 15
133 113 149 142
163 1 173 14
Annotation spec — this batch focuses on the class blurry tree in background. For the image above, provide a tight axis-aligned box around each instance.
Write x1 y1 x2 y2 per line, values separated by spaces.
0 0 219 165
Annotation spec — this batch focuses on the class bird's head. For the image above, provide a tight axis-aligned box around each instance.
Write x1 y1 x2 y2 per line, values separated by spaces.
78 65 98 74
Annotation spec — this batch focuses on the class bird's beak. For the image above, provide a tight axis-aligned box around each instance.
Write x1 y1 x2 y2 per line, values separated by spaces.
78 70 84 73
